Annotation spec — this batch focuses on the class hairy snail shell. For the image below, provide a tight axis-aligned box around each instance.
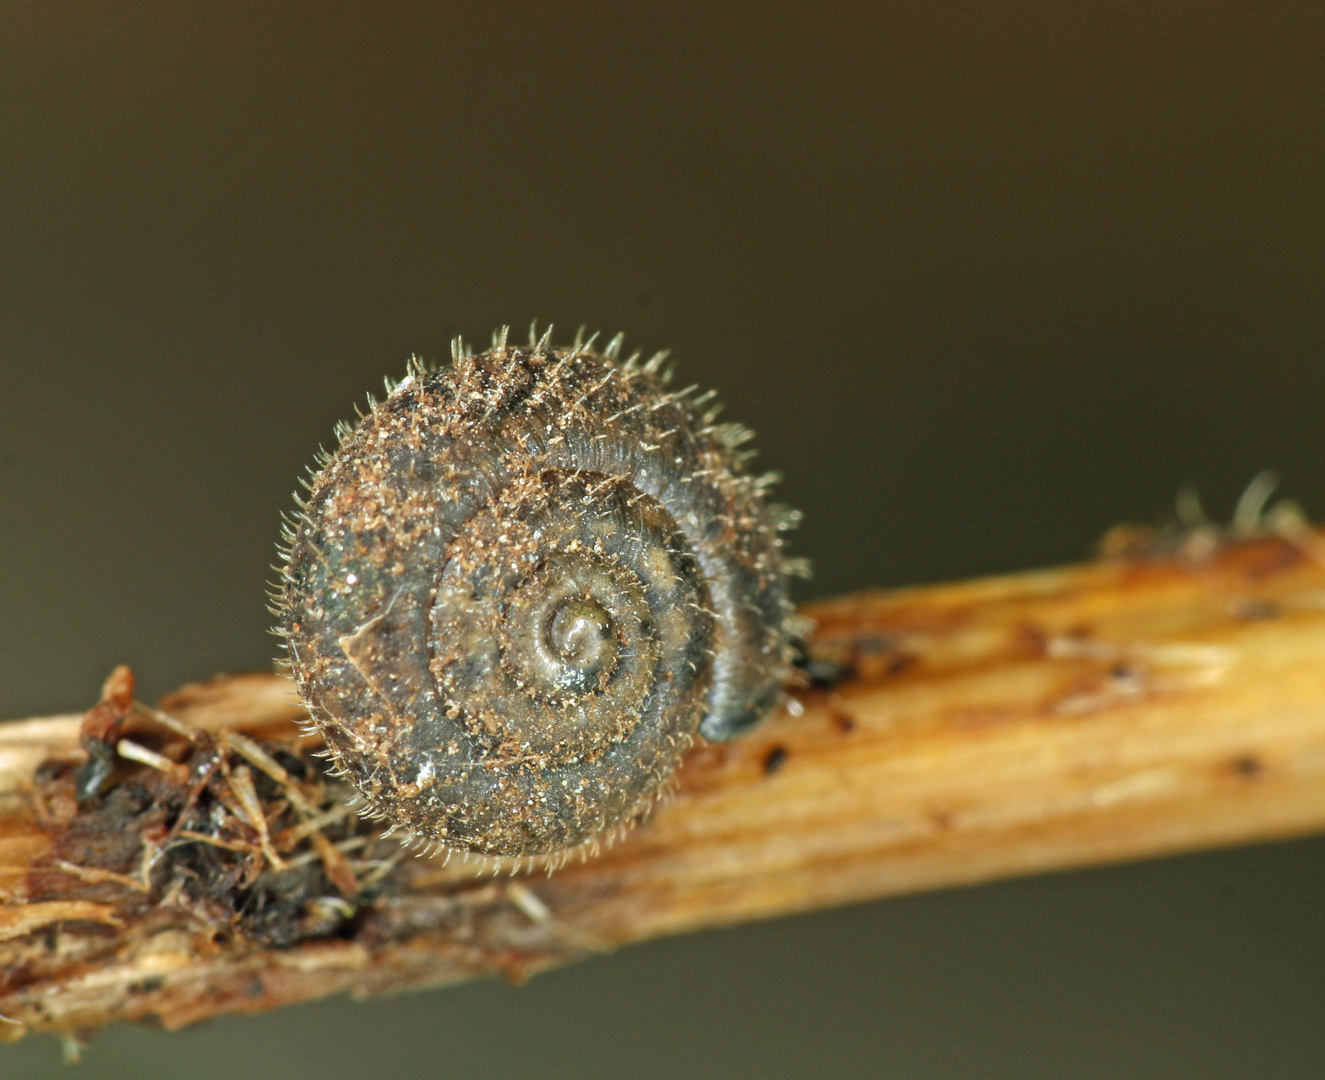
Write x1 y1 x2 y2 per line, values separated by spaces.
278 327 800 858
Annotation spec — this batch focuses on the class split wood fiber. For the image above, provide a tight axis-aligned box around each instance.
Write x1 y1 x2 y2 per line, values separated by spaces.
4 528 1325 1042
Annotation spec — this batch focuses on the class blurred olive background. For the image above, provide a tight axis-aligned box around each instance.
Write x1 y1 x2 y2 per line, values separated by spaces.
3 3 1324 1076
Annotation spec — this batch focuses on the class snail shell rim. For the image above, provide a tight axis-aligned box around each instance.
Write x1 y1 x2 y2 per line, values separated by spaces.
277 331 799 858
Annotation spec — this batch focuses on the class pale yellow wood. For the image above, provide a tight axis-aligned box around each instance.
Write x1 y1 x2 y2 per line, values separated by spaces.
3 530 1325 1039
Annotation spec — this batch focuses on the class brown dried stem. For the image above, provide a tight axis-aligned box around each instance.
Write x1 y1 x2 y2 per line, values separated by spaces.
6 525 1325 1045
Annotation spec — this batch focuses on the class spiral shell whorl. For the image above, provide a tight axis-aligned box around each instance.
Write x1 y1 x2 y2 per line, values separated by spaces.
279 332 795 857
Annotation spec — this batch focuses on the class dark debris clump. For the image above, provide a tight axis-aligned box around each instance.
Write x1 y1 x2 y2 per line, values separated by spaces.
29 667 402 950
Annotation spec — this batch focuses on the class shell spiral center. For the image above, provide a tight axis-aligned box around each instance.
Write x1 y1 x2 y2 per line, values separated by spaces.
279 336 795 858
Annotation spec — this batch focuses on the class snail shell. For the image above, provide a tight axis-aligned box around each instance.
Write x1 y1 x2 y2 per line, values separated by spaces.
278 328 800 858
